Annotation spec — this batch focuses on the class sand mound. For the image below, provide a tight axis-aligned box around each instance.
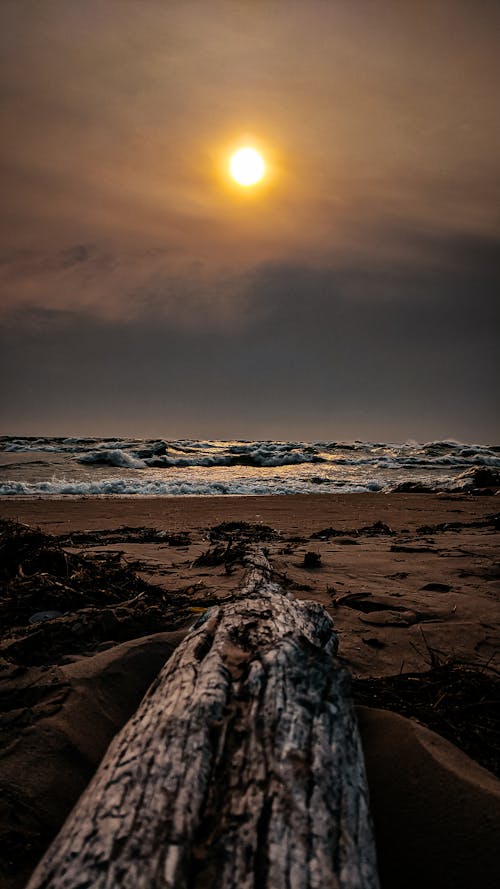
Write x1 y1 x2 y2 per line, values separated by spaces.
1 508 499 888
1 632 499 889
0 632 185 889
357 706 500 889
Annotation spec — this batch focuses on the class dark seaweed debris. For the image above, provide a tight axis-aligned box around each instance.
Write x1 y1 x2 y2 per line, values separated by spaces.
193 539 248 572
0 519 195 665
207 521 278 543
194 521 279 572
353 664 500 778
311 520 394 540
0 520 145 628
54 526 191 547
417 512 500 535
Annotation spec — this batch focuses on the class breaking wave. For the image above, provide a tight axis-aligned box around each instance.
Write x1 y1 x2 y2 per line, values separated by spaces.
2 436 499 470
1 436 499 496
77 441 327 469
79 449 147 469
0 477 383 496
0 437 139 454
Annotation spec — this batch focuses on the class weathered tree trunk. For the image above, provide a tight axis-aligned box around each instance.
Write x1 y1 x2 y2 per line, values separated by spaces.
27 552 379 889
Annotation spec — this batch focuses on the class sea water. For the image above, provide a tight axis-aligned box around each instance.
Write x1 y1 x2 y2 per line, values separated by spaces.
0 437 499 496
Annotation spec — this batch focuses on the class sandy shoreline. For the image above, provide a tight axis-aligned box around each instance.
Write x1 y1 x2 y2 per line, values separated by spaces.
2 492 498 676
1 489 498 531
1 493 499 888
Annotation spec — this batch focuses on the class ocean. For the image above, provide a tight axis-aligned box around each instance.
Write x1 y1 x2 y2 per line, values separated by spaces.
0 437 499 496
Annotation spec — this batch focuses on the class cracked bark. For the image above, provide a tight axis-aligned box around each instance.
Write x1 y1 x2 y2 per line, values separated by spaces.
27 552 379 889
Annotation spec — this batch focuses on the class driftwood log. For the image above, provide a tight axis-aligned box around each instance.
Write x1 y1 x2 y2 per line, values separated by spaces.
27 552 379 889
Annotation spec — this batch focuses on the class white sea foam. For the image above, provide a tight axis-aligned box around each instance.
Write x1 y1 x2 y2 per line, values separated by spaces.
72 440 500 471
144 451 324 469
1 436 499 496
0 476 383 496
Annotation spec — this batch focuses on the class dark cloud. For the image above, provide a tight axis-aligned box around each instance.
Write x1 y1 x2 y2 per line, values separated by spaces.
1 232 498 440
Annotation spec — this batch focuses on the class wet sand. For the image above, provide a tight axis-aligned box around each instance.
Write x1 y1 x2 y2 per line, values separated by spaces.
2 490 497 535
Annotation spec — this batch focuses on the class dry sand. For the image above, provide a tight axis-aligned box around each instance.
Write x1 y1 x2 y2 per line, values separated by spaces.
3 493 498 676
0 493 499 889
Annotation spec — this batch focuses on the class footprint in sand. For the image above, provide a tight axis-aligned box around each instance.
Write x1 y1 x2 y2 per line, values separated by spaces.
335 591 455 627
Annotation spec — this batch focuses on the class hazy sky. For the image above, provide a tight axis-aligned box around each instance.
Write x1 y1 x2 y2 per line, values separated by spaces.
1 0 499 441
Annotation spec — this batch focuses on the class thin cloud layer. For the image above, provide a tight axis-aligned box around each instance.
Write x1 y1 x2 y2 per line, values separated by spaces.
0 1 499 438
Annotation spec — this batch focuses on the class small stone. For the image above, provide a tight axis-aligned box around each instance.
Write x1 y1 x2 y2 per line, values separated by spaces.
28 610 63 624
302 552 321 569
362 637 386 649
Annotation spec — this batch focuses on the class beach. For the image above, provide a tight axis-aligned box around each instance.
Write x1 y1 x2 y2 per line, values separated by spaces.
3 0 500 883
1 492 499 888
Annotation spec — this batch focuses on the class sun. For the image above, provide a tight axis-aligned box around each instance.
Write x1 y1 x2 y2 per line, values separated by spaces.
229 146 266 187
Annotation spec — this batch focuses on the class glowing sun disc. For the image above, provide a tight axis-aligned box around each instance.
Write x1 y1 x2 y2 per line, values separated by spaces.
229 147 265 186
